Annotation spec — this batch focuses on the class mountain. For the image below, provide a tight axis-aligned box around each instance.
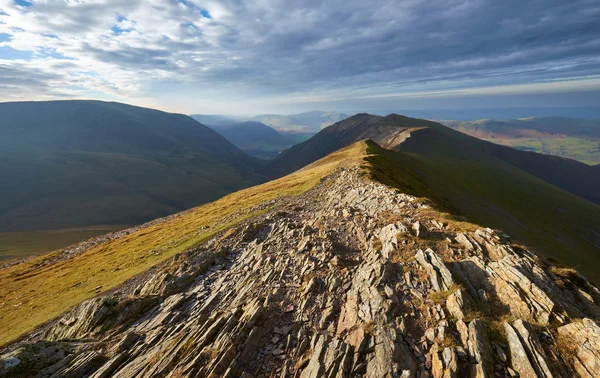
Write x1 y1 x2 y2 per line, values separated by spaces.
440 117 600 164
265 113 381 176
251 110 349 132
2 141 600 378
267 114 600 280
190 111 349 133
0 100 263 231
269 114 600 205
209 121 294 159
189 114 240 126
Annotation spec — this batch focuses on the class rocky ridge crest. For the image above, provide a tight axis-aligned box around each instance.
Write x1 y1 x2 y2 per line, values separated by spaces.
2 167 600 378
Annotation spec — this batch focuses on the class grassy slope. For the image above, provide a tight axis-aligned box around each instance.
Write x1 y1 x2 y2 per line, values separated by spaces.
0 226 127 261
0 143 366 345
0 100 263 231
2 135 600 346
367 136 600 282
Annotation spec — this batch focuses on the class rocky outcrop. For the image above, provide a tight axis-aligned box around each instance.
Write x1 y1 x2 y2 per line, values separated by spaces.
416 248 454 292
1 167 600 378
557 318 600 377
504 320 553 378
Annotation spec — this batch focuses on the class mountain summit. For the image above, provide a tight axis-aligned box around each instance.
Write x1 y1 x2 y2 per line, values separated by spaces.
1 139 600 377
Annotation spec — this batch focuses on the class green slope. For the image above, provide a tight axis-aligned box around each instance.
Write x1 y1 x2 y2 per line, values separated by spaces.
367 132 600 282
267 113 600 282
0 100 264 232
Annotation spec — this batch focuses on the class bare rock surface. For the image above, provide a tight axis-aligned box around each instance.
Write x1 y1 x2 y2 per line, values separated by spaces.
1 167 600 377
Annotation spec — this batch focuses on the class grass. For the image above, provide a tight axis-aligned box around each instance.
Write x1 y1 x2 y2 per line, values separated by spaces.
0 226 127 262
489 136 600 165
1 132 599 348
0 142 366 346
365 136 600 285
429 285 459 305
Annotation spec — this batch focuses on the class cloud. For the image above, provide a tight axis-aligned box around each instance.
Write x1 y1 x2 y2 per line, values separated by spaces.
0 0 598 112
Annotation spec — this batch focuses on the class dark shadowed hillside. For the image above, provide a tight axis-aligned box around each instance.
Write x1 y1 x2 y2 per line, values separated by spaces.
0 100 263 231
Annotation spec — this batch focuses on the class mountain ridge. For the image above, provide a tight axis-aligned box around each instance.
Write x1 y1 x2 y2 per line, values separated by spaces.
1 142 600 378
268 113 600 205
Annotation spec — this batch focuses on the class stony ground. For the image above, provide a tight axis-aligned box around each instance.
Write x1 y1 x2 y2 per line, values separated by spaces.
2 167 600 378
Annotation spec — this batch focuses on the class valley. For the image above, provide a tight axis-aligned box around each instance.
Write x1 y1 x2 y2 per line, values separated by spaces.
441 117 600 165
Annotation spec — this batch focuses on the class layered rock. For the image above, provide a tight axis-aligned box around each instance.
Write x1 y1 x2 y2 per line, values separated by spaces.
1 167 600 378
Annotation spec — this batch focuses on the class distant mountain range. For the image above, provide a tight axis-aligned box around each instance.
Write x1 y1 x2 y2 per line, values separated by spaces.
208 121 294 159
370 106 600 120
439 117 600 165
0 100 264 231
191 110 348 133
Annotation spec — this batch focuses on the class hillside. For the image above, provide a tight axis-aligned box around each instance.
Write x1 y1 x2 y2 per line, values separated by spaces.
209 121 293 159
268 114 600 206
265 114 382 176
0 100 263 232
1 141 600 378
440 117 600 164
0 142 366 346
266 114 600 280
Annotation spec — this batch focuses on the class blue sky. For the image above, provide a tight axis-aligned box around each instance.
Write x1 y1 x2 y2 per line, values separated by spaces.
0 0 599 115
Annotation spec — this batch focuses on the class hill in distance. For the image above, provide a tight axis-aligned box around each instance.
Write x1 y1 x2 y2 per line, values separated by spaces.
440 117 600 165
208 121 296 159
189 114 239 126
268 114 600 281
192 110 348 133
2 139 600 377
250 110 349 132
0 100 264 233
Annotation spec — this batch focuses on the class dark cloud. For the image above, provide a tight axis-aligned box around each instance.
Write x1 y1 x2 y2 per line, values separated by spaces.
0 0 598 108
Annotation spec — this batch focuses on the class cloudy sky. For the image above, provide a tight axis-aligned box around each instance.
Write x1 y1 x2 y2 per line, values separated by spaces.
0 0 599 114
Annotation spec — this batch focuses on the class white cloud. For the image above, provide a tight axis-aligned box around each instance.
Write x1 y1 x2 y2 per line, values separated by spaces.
0 0 598 113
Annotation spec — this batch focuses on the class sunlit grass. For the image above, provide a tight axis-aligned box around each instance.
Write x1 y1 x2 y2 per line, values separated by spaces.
0 142 366 346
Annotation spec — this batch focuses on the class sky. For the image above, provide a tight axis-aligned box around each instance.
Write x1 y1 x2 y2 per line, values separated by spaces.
0 0 599 115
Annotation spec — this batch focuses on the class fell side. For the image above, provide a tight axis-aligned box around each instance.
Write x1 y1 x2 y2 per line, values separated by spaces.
1 142 600 378
0 143 366 346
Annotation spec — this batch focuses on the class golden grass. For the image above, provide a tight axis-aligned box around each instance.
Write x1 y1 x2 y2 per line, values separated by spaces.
0 142 367 346
428 285 459 305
